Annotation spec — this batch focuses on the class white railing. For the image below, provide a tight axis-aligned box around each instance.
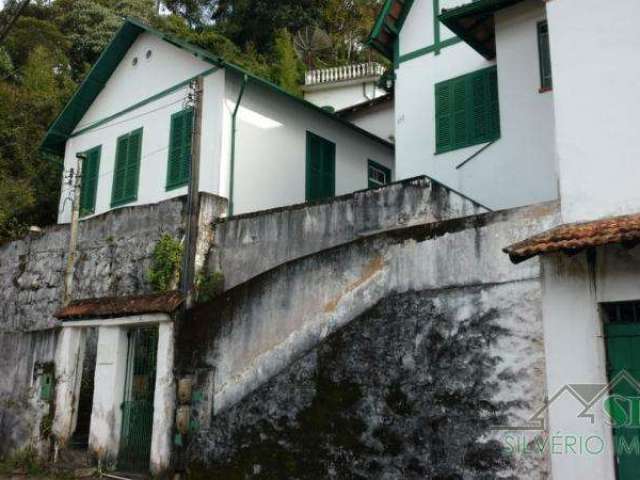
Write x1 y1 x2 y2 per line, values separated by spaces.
305 62 386 86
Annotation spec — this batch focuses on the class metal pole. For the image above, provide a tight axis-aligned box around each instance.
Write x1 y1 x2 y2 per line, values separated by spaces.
228 74 249 216
62 153 85 307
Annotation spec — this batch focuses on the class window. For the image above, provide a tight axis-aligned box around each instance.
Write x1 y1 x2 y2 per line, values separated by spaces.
306 132 335 202
537 21 553 91
111 128 143 207
79 145 101 217
368 160 391 188
435 66 500 154
166 109 193 190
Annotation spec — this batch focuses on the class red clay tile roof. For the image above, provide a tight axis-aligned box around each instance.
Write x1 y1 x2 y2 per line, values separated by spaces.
55 291 184 320
504 213 640 264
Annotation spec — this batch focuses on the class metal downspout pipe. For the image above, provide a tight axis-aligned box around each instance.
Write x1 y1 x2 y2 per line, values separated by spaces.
229 74 249 216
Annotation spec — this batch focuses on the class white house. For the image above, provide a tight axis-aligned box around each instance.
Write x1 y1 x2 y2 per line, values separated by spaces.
43 19 394 222
369 0 558 210
368 0 640 478
337 93 395 144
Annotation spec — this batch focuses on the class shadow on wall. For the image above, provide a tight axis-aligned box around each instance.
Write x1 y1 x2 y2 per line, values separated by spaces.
187 288 526 479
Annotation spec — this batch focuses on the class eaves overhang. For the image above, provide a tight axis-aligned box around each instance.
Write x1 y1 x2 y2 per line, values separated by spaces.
42 18 394 157
439 0 525 60
367 0 414 60
503 212 640 264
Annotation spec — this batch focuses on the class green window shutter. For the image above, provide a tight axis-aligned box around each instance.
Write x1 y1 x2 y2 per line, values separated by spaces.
435 83 452 151
40 372 53 401
111 128 143 207
306 132 335 202
537 21 553 91
166 109 193 190
80 146 101 216
435 66 500 153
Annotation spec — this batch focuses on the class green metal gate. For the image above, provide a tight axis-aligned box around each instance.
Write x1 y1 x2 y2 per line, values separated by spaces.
604 302 640 479
118 327 158 472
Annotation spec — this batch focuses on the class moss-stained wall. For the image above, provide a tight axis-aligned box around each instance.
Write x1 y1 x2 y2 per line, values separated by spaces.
188 284 546 479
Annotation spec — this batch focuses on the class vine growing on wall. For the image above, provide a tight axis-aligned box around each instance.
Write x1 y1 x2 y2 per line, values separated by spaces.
147 234 183 293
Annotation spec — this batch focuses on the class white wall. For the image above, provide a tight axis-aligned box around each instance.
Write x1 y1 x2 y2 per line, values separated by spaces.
224 71 395 215
541 244 640 479
303 80 386 111
395 0 558 210
341 99 395 144
547 0 640 223
58 33 223 223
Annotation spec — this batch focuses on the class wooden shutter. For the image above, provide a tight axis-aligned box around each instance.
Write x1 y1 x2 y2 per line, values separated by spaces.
435 66 500 153
435 83 452 151
306 132 335 202
124 129 142 200
80 146 101 216
112 136 128 205
167 109 193 189
111 128 142 207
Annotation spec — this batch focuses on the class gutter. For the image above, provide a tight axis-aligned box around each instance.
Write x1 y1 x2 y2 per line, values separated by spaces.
229 74 249 216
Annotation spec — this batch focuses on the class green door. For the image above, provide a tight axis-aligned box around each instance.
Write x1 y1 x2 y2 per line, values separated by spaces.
604 302 640 478
306 131 335 202
118 327 158 472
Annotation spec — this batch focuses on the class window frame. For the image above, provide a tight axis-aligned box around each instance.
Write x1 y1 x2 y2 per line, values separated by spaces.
368 160 392 188
537 20 553 93
111 127 143 208
435 66 501 155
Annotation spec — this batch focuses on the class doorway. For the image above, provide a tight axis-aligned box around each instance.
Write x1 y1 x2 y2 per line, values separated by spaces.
71 328 98 449
117 326 159 472
603 301 640 479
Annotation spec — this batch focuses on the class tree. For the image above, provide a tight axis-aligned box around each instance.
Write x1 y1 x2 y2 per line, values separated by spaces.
272 29 303 95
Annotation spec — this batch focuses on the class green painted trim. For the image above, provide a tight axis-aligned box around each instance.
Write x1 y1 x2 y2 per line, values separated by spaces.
367 0 416 60
433 0 441 55
229 75 249 216
368 0 394 46
71 68 217 139
398 37 462 64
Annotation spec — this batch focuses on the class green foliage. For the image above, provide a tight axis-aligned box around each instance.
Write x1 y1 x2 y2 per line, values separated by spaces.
0 447 45 476
0 0 385 239
195 271 225 304
148 234 184 293
272 29 303 95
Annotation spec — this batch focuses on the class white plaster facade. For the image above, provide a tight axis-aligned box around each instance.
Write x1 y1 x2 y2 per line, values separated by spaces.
394 0 557 210
57 31 394 223
338 96 395 144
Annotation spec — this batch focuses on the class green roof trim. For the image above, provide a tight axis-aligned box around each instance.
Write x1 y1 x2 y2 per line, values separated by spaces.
42 18 394 157
439 0 524 59
367 0 414 60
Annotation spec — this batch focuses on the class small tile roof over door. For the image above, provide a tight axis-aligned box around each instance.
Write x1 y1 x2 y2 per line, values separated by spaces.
504 213 640 264
55 291 184 320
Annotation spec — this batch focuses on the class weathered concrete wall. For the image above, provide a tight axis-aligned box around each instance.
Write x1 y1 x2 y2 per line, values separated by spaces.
180 201 559 477
0 193 226 457
209 176 487 290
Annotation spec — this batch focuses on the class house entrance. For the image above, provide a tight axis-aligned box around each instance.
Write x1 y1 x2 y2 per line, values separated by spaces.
603 301 640 479
71 328 98 449
117 326 158 472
